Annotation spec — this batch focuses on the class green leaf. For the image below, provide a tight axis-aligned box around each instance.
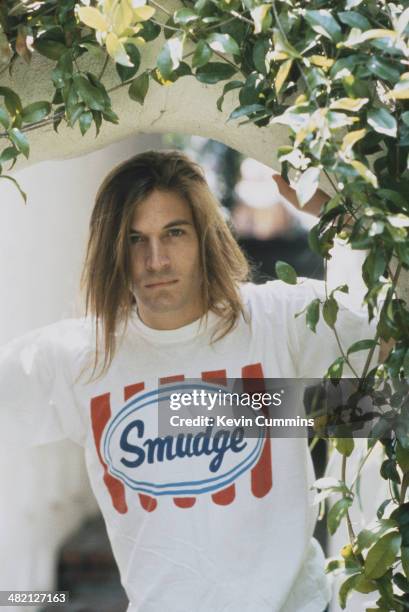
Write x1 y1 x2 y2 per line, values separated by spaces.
116 44 141 82
174 62 192 79
306 298 320 332
347 339 377 355
381 459 401 483
334 437 354 457
338 11 371 30
68 103 85 127
0 86 23 117
157 36 184 80
196 62 237 84
328 498 352 535
367 56 401 83
92 110 102 136
206 33 240 56
192 40 212 69
326 559 345 573
362 249 386 285
354 574 378 594
0 146 18 164
55 51 73 81
77 6 109 30
305 10 342 43
73 75 107 111
250 4 272 34
349 160 378 188
128 72 150 105
216 80 242 111
377 499 392 519
367 108 397 138
275 260 297 285
53 106 64 133
323 296 339 328
0 107 9 128
394 572 409 593
334 284 349 295
364 531 402 579
397 442 409 473
88 73 111 108
79 111 93 136
140 20 161 42
391 504 409 528
357 520 398 551
339 573 360 609
341 27 398 49
9 128 29 158
272 29 301 60
34 37 67 60
253 38 270 75
64 84 78 116
296 166 320 208
173 8 198 24
330 97 368 111
0 174 27 203
228 103 265 120
275 59 293 95
21 101 51 124
102 108 119 124
326 356 345 378
402 546 409 579
397 7 409 35
79 42 105 62
308 224 322 256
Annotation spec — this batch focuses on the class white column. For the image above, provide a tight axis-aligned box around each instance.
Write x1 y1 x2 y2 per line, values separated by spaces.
0 134 162 611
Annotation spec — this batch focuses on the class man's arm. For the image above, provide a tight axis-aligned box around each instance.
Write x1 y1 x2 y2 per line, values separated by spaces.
272 174 329 217
272 173 394 363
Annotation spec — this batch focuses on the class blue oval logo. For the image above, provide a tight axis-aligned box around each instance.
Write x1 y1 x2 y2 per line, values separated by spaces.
102 383 264 496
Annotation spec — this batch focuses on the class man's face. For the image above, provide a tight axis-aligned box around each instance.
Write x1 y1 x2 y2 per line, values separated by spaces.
129 189 203 330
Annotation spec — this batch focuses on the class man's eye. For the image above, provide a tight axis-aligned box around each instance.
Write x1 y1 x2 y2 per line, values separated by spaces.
168 228 184 237
130 235 144 244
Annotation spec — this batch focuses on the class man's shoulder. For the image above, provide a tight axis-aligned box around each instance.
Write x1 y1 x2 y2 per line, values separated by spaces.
45 317 95 352
1 318 94 382
239 278 326 313
15 317 94 362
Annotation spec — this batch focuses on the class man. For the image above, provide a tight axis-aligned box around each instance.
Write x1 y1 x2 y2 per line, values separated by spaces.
0 150 380 611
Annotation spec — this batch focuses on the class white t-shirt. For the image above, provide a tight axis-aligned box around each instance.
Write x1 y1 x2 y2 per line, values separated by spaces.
0 280 378 612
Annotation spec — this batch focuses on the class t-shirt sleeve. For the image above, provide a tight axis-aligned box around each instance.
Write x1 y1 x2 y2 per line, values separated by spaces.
272 278 379 378
0 322 87 448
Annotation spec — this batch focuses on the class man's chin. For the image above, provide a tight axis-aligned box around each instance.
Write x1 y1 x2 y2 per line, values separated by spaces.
141 297 181 313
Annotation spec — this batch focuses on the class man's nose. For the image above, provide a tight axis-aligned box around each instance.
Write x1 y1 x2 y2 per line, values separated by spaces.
145 240 170 272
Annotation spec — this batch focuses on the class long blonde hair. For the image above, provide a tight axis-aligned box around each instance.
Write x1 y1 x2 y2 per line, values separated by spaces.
81 149 251 376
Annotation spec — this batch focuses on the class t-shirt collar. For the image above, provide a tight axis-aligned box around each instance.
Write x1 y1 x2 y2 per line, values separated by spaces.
129 308 220 344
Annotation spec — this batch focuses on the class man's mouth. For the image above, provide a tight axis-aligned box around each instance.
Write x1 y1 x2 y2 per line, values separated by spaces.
144 279 179 289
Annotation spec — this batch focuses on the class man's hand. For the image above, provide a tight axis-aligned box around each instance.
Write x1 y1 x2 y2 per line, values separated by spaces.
272 173 394 364
272 173 330 217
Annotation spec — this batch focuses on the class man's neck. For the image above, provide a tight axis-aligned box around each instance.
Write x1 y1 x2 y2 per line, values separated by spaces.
136 306 205 330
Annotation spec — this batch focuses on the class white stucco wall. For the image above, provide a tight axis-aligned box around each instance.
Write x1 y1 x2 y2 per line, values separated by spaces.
0 133 163 611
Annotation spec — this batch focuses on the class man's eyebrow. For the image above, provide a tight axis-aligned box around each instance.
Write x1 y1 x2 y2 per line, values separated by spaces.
163 219 193 229
129 220 193 234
